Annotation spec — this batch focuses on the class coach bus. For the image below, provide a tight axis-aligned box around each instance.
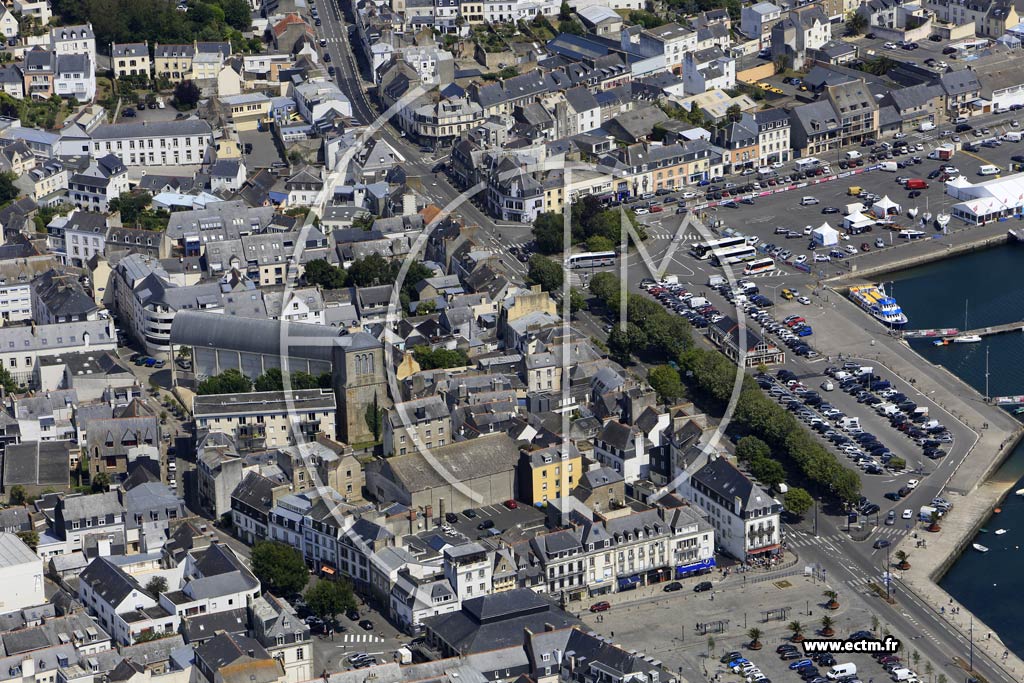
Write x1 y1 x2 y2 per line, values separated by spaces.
711 245 759 267
564 251 617 269
743 257 776 275
690 236 747 260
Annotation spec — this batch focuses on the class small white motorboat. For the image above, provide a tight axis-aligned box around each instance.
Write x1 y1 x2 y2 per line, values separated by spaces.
973 543 990 552
995 529 1008 535
922 212 933 223
953 335 982 343
908 207 919 219
1017 488 1024 496
936 213 950 228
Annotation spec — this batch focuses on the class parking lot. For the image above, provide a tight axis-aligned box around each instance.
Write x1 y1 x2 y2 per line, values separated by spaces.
578 570 930 683
438 501 546 541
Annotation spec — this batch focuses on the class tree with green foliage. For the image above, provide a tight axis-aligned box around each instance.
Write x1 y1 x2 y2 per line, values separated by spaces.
607 323 647 366
352 212 375 230
558 17 585 34
173 80 201 109
197 369 253 395
0 363 18 394
251 541 309 597
750 457 786 489
109 190 153 225
92 472 111 493
8 485 26 505
648 365 685 404
559 0 572 19
735 435 771 464
304 259 347 289
527 255 564 293
16 530 38 551
628 9 667 28
532 212 564 254
586 235 615 252
145 576 168 595
0 172 17 206
305 579 357 622
365 394 383 442
413 345 470 370
415 300 437 315
784 487 814 517
569 287 586 316
845 10 868 35
254 368 322 392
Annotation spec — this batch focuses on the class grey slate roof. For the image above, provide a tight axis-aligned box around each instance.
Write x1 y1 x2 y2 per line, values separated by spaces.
90 119 212 140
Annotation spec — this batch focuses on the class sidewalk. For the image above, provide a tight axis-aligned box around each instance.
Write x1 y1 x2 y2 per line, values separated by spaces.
896 478 1024 681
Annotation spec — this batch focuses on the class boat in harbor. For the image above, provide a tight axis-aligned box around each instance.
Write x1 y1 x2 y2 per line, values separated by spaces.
922 211 932 223
908 207 919 219
1016 488 1024 496
953 335 982 343
936 213 950 229
995 529 1008 535
848 284 908 328
973 543 990 552
933 339 949 346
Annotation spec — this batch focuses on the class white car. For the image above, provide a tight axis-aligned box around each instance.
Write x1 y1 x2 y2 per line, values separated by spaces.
771 161 784 168
902 509 914 519
845 245 857 254
804 225 813 235
814 253 831 262
894 132 905 139
906 479 920 489
748 236 760 246
884 41 897 49
680 191 697 199
633 207 649 215
794 254 807 264
797 296 811 305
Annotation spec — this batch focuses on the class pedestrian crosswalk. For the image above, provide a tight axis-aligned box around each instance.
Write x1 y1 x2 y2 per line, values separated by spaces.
786 532 849 548
340 633 384 643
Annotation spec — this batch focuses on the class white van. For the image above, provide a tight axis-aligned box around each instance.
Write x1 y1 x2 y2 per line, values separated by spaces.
918 121 936 132
877 403 900 417
879 161 898 172
828 664 857 680
845 150 863 160
890 669 915 682
839 416 861 430
833 371 851 381
855 366 874 376
979 164 1001 176
800 196 820 205
1003 131 1022 142
688 296 710 309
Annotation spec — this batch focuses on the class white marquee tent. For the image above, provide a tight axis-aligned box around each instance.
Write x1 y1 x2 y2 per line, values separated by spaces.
812 222 840 246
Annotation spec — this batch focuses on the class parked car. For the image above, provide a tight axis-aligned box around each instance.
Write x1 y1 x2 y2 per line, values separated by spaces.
590 601 611 612
694 581 713 592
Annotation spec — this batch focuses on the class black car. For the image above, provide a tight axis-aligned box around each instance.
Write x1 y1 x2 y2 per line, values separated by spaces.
777 644 799 654
956 123 973 132
323 52 332 62
780 651 804 661
693 581 713 592
822 206 840 214
445 512 458 523
873 539 891 549
477 519 495 530
884 491 901 501
463 509 477 518
359 620 374 631
122 108 136 117
721 651 744 663
346 610 360 621
817 655 837 667
663 581 683 592
908 190 921 198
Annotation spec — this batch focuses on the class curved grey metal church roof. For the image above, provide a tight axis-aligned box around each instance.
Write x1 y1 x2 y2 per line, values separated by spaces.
170 310 379 362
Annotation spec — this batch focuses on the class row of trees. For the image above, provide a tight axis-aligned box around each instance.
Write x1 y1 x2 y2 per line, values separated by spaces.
53 0 252 50
304 256 434 313
588 272 694 366
249 542 357 621
588 273 860 504
532 196 648 256
196 368 331 395
412 345 470 370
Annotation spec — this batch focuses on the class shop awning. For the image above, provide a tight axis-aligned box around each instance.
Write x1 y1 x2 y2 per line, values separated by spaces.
617 575 641 589
748 543 781 555
676 558 716 575
321 565 336 575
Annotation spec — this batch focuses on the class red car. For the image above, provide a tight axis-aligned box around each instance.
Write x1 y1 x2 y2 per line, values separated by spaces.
590 601 611 612
503 499 518 509
650 205 663 213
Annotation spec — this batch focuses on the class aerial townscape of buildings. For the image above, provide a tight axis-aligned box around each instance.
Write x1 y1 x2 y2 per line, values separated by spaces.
0 0 1021 682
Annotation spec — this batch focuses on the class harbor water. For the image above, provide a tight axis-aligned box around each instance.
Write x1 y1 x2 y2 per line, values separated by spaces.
886 245 1024 655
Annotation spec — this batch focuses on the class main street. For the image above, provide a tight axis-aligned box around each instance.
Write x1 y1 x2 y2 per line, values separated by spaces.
312 4 1018 681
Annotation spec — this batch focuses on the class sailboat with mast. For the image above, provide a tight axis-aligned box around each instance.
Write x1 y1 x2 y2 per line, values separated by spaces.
954 299 981 343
